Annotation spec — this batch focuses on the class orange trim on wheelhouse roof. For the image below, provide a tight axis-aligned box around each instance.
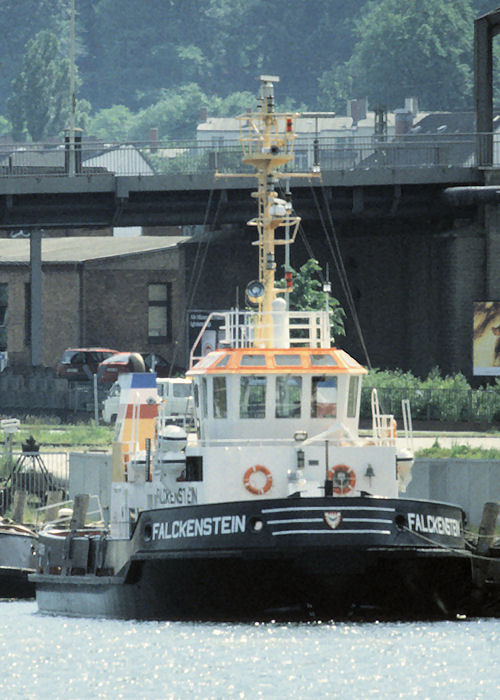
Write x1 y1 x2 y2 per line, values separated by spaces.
188 347 367 375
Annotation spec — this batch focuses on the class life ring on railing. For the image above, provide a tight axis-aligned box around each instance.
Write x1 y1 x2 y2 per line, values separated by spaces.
243 464 273 495
327 464 356 494
391 419 397 438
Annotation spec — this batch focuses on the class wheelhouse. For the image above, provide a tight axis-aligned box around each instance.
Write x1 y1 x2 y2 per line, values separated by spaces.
187 347 367 442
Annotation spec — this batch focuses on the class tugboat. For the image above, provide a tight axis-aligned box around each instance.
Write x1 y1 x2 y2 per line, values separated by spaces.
31 77 473 620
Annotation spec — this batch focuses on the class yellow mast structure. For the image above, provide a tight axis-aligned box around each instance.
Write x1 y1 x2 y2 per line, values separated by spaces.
238 76 301 347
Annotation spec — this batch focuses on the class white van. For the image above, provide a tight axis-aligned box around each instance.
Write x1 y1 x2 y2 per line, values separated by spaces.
102 377 193 424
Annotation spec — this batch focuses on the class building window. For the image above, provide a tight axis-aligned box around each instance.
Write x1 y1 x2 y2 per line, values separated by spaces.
240 376 266 419
148 283 171 342
276 375 302 418
0 283 7 350
213 376 227 418
311 376 337 418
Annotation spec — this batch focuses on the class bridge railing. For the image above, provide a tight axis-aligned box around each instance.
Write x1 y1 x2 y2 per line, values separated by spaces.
0 133 494 178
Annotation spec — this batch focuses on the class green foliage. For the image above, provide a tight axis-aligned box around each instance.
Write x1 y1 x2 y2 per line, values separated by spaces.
0 0 65 113
276 258 346 338
416 439 500 460
319 0 474 112
129 84 209 141
0 422 114 449
0 116 11 137
0 1 492 138
88 105 137 141
6 30 87 141
360 367 500 423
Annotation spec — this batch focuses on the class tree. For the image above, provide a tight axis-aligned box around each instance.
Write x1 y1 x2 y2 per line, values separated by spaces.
88 105 137 141
276 258 346 338
129 84 209 141
0 0 65 113
319 0 475 112
7 30 82 141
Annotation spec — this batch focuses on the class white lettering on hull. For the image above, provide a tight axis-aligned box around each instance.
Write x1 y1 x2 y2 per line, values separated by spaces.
151 515 246 541
407 512 461 537
154 486 198 506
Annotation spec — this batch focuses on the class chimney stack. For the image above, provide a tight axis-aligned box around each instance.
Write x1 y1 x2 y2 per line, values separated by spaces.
347 98 368 125
149 128 159 153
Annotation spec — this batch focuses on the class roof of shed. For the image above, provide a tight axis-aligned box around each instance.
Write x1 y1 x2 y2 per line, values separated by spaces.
0 236 187 264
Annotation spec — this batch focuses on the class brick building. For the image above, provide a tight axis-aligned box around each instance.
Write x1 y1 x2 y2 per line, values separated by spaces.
0 237 189 371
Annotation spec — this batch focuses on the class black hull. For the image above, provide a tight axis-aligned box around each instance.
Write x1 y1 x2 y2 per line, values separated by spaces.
32 496 475 621
0 531 37 599
0 568 35 599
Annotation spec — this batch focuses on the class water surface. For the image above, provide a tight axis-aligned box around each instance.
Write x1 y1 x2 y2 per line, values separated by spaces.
0 602 498 699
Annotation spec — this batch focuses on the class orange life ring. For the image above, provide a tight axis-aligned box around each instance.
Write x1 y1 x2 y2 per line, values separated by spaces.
243 464 273 495
327 464 356 494
391 419 397 438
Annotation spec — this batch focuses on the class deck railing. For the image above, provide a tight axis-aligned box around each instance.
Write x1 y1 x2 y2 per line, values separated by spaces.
189 309 331 367
0 133 496 178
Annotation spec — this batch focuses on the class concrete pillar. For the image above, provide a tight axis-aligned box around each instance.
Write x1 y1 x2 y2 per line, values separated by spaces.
474 15 494 165
30 228 42 366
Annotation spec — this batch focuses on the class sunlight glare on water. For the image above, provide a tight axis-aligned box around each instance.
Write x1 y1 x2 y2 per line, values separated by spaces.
0 602 499 699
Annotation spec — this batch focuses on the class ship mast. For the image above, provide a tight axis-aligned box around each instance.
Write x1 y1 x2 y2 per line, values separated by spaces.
239 76 301 347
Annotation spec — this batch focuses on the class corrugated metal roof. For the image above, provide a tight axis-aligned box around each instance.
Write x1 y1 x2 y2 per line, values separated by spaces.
0 236 187 264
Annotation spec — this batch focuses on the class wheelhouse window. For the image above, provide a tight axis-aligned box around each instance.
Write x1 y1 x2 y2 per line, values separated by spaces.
240 354 266 366
274 354 302 366
240 376 266 418
148 284 171 342
347 376 360 418
310 354 337 366
213 376 227 418
276 375 302 418
311 376 337 418
200 377 208 418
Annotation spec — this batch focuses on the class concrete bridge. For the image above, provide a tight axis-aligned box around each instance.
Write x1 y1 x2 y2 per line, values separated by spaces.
1 133 499 379
0 135 487 231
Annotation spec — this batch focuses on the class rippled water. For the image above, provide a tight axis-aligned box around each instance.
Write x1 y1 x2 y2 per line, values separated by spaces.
0 601 499 699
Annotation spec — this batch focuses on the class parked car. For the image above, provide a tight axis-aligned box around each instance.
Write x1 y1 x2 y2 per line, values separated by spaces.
102 377 193 423
97 352 170 383
97 352 146 383
56 347 119 381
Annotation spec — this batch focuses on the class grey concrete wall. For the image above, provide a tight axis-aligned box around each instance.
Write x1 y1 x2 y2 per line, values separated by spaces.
69 451 112 525
405 458 500 526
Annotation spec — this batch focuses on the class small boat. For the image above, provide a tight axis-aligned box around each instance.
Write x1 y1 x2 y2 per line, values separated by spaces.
0 518 37 598
0 421 38 598
31 77 474 620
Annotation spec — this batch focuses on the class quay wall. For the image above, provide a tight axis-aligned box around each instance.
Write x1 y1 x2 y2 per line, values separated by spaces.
407 459 500 526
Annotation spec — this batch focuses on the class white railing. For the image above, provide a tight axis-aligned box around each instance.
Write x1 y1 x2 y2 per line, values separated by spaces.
371 388 397 446
189 308 331 367
0 133 491 178
371 389 414 448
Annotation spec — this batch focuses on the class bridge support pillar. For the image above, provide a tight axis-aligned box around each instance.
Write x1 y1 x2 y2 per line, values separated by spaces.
30 228 43 366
